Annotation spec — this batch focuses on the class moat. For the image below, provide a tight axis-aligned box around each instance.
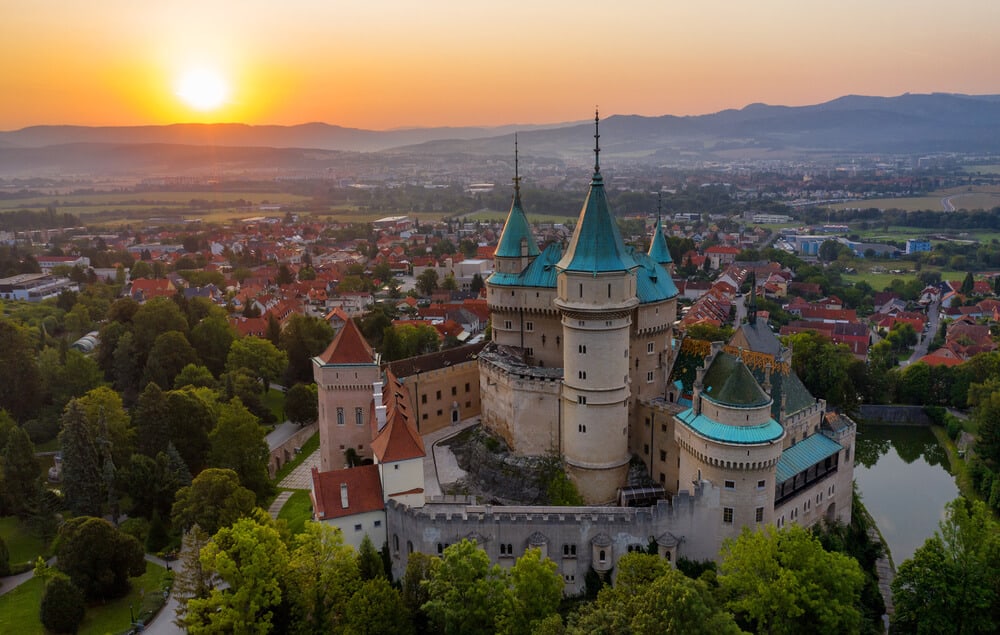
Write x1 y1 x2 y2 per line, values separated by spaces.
852 423 959 565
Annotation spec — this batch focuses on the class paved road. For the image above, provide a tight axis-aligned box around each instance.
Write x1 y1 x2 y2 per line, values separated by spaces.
901 298 940 367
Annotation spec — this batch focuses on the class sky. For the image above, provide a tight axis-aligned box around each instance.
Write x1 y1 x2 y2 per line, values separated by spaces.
2 0 999 130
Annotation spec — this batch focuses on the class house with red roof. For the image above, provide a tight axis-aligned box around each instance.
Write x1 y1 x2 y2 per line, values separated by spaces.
705 245 740 270
128 278 176 303
310 464 386 550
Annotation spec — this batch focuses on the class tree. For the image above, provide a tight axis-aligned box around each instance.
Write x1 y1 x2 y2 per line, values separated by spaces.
470 272 485 295
144 330 199 390
2 426 40 518
190 314 237 377
39 574 86 634
163 389 214 473
284 522 360 634
171 468 257 537
279 314 334 385
499 548 563 635
184 516 290 635
960 271 975 295
423 539 508 635
441 272 458 292
345 577 415 635
38 347 105 413
401 551 435 631
786 330 859 413
111 330 141 404
174 363 218 390
416 269 439 296
0 321 41 421
173 525 212 628
357 534 385 581
76 386 133 468
567 553 740 635
718 524 864 635
132 296 189 365
892 497 1000 634
284 383 318 425
226 336 288 392
55 516 146 600
59 400 104 517
133 382 171 458
209 399 272 498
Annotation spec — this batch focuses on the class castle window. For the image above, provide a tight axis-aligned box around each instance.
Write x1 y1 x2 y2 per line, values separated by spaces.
436 390 441 400
421 394 427 404
643 443 649 455
422 413 428 420
579 370 586 380
354 524 362 532
660 450 666 461
525 321 533 332
556 336 560 346
757 479 766 490
437 409 443 416
452 386 457 396
465 383 470 392
724 480 735 490
723 507 734 524
407 541 413 554
659 472 665 484
525 347 533 356
336 408 344 426
579 283 583 298
578 345 587 354
392 533 397 550
646 371 654 382
599 550 606 563
577 396 586 405
647 341 654 354
563 544 577 557
356 408 363 425
578 424 586 433
437 543 444 554
500 543 514 556
504 320 512 329
755 507 764 523
662 423 667 432
608 283 611 298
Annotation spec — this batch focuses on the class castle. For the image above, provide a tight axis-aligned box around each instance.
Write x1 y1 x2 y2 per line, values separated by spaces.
312 117 856 591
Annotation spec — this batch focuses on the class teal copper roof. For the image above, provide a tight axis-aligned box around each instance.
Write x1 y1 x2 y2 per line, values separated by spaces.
776 433 843 483
647 217 673 265
487 242 561 288
630 248 678 304
494 191 540 259
556 171 636 274
701 352 772 408
676 408 784 444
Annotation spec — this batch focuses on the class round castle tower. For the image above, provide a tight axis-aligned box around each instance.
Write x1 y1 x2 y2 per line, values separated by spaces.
554 114 639 504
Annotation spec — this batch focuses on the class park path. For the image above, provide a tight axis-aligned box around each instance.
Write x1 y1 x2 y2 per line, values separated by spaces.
0 558 53 596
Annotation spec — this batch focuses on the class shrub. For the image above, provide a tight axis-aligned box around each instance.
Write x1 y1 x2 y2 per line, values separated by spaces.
40 575 86 634
0 535 9 576
119 516 150 545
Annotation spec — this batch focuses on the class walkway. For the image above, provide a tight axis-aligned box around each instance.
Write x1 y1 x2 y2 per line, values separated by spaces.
423 416 480 498
141 554 183 635
277 449 321 490
268 491 295 519
0 557 53 596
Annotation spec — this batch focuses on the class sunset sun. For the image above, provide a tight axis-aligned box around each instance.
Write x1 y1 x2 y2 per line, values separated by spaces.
175 68 229 111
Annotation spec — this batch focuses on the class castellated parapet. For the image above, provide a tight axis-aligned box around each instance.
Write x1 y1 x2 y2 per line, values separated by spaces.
386 481 724 594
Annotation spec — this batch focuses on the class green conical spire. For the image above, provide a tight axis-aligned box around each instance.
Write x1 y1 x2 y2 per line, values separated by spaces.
494 134 539 259
648 194 672 265
557 109 635 274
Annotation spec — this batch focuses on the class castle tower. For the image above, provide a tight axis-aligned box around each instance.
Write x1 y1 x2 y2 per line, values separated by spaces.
554 112 639 504
492 135 539 276
647 196 674 274
312 319 381 471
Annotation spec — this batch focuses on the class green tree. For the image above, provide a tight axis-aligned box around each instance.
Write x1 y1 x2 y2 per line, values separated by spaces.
892 497 1000 634
960 271 975 295
185 516 290 635
284 383 318 425
718 524 864 635
173 525 212 628
345 577 415 635
112 329 141 404
190 313 237 377
209 398 272 498
357 534 385 581
55 516 146 600
471 272 485 295
401 551 435 632
441 272 458 292
499 548 563 635
2 426 40 518
227 336 289 392
163 389 214 473
423 539 508 635
284 522 360 634
171 468 257 537
144 330 199 390
39 574 86 634
59 400 104 517
76 386 134 468
0 320 41 421
132 296 189 365
174 363 218 390
279 314 335 385
786 330 859 413
133 382 171 457
416 269 439 296
38 347 105 414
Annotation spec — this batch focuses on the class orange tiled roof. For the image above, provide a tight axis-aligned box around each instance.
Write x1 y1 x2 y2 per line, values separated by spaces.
315 318 375 365
310 465 384 520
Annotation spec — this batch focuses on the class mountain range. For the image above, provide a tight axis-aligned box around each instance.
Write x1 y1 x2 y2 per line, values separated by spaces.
2 93 999 177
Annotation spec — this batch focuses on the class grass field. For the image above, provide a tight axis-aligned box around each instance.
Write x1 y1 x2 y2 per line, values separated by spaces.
0 517 50 566
262 388 286 424
829 186 1000 212
962 165 1000 175
0 561 170 635
277 490 314 536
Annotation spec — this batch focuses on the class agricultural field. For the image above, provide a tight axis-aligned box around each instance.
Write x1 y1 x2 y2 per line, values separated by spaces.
829 185 1000 213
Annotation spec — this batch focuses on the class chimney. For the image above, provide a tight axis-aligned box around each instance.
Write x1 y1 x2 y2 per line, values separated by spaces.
340 483 349 509
763 363 772 395
375 405 388 431
372 380 384 402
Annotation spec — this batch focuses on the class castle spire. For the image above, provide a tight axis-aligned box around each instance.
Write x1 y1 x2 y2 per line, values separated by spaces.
513 133 521 201
647 191 673 266
493 134 539 260
593 107 601 175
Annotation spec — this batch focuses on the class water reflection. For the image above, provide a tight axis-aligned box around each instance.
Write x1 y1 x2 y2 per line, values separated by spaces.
853 424 958 565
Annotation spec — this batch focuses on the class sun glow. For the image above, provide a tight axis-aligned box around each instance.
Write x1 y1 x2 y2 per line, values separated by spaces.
175 68 229 112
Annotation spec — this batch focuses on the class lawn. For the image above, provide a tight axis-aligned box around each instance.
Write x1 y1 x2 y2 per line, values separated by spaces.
0 517 50 566
277 490 315 536
272 431 319 484
829 185 1000 212
262 388 286 424
0 561 171 635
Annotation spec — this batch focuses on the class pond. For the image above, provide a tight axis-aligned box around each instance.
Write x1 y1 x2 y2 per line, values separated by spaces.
853 424 959 565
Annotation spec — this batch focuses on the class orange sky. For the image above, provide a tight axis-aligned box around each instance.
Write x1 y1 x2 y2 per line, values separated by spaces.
2 1 998 130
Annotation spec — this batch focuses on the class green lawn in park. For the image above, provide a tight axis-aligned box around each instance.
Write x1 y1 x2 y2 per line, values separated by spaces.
277 490 315 536
0 516 50 567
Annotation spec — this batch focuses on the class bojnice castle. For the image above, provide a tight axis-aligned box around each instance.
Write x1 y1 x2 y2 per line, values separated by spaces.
310 117 856 593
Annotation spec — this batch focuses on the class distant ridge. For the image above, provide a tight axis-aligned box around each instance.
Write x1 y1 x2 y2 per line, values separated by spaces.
2 93 999 176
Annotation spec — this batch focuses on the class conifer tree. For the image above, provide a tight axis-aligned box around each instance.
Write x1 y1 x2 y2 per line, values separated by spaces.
174 525 212 629
59 400 104 517
2 426 41 518
134 382 170 457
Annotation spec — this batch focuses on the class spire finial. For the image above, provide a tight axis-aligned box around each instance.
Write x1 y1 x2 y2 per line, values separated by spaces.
513 133 521 198
593 107 601 174
656 191 662 225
